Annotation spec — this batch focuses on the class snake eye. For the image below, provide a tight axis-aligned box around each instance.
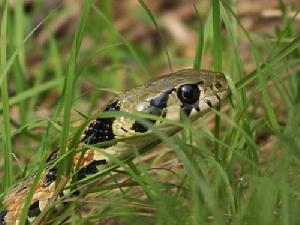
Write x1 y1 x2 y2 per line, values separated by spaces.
177 84 200 104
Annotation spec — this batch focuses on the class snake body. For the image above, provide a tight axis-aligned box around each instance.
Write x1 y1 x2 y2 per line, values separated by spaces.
0 69 229 224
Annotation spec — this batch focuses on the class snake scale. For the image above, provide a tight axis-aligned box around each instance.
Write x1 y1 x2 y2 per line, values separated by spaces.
0 69 229 224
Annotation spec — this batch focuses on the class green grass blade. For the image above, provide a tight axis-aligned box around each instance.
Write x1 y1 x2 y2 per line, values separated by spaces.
0 10 53 87
57 0 93 180
137 0 173 72
0 78 63 112
1 0 14 190
13 0 27 123
17 129 50 225
256 66 281 131
92 4 150 78
212 0 222 72
235 37 300 90
193 6 204 70
212 0 223 159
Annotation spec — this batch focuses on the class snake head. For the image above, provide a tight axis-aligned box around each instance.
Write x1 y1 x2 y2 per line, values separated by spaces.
112 69 229 136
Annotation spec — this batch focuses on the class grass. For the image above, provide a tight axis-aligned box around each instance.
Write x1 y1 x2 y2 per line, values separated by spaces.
212 0 222 160
1 0 14 191
1 1 300 225
57 0 93 180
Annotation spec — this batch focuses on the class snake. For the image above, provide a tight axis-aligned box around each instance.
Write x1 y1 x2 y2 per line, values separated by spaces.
0 69 229 225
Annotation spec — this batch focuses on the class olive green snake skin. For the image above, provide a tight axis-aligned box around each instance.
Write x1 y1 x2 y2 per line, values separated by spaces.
0 69 229 224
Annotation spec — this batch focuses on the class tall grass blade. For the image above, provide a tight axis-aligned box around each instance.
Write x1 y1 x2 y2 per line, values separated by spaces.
57 0 93 180
138 0 173 73
193 5 204 70
212 0 223 159
1 0 14 190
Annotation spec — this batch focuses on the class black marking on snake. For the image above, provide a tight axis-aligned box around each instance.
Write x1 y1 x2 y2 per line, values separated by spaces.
132 92 170 133
83 100 120 144
121 127 128 133
194 102 200 112
0 208 7 225
68 100 120 196
204 99 212 107
77 159 107 180
16 185 27 193
216 93 221 101
28 201 41 217
150 92 170 109
181 104 193 116
0 208 30 225
46 149 59 163
42 166 57 187
40 149 59 188
41 148 60 188
132 120 155 133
